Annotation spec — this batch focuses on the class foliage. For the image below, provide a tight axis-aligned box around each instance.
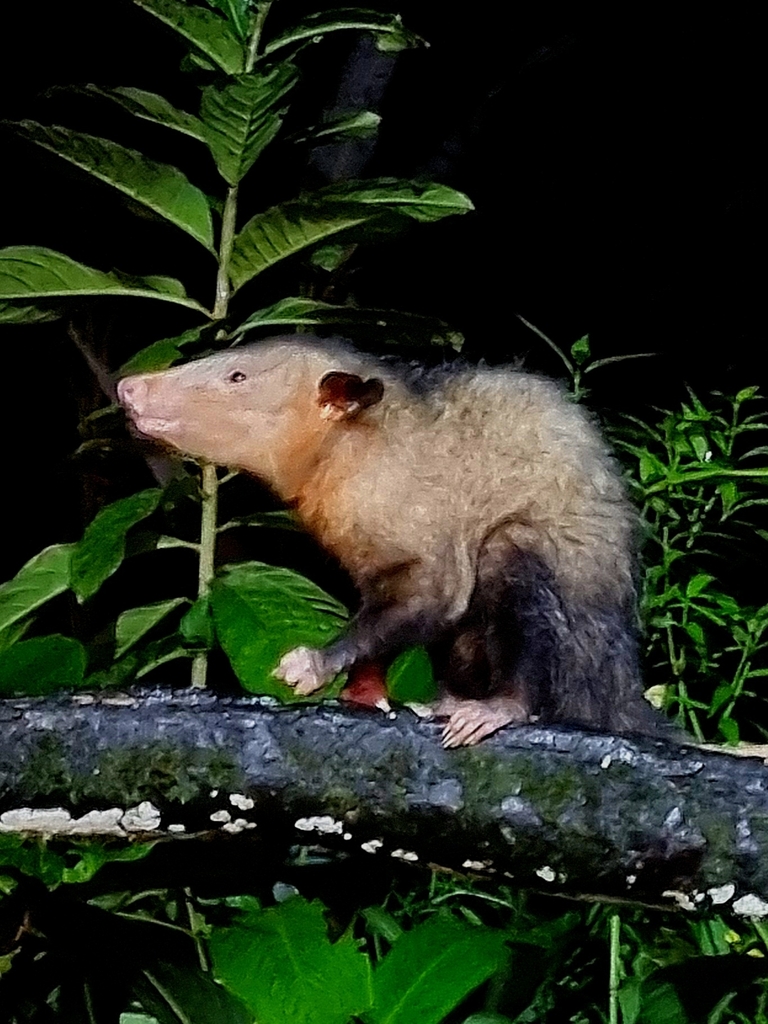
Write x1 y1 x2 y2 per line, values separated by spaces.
3 858 768 1023
0 0 470 703
518 323 768 743
612 388 768 742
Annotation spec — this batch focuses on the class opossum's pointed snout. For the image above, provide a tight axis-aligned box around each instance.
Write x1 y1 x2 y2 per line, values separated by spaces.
117 375 147 413
118 375 179 441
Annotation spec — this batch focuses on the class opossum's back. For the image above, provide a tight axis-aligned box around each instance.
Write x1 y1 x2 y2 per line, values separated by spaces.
421 368 625 507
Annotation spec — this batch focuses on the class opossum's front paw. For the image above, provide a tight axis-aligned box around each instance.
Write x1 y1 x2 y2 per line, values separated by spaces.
274 647 334 696
439 696 529 748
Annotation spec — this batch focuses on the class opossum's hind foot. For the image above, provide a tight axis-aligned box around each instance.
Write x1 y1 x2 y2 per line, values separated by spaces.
274 647 336 696
437 695 530 748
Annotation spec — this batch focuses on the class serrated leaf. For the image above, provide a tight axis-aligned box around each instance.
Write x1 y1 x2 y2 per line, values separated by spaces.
11 120 214 251
0 635 87 696
570 334 591 366
210 561 348 697
0 246 208 313
201 64 298 185
368 916 508 1024
210 896 372 1024
0 544 73 633
117 326 207 376
386 646 437 703
230 180 473 292
115 598 188 657
134 0 245 74
263 9 423 59
71 489 162 602
82 84 207 141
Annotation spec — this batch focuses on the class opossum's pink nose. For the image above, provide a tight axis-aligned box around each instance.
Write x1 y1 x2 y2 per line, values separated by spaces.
117 376 147 411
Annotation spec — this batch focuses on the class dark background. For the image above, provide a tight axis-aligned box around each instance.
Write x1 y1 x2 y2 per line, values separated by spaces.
0 2 763 580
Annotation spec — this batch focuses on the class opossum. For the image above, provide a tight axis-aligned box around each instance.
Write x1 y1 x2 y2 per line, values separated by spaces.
118 335 659 746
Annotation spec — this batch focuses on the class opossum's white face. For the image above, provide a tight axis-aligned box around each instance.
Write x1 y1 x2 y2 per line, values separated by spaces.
117 339 384 497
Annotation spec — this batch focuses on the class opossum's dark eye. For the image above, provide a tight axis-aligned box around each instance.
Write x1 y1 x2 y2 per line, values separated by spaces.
228 370 247 383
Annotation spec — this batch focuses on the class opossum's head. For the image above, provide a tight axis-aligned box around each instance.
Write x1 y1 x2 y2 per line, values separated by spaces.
117 337 386 496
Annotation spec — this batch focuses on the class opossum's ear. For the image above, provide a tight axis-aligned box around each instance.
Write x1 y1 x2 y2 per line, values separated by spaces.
317 372 384 421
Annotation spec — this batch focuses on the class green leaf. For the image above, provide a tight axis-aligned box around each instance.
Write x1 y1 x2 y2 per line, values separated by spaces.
61 841 155 884
71 489 162 602
133 0 245 74
117 326 207 376
81 84 207 141
301 109 381 143
263 9 423 58
683 621 706 647
230 180 473 292
462 1016 514 1024
0 635 87 696
0 544 73 634
0 300 63 324
201 64 298 185
310 244 352 272
132 962 252 1024
218 509 302 532
210 562 348 697
0 835 68 886
638 452 666 483
134 635 194 679
0 618 31 655
11 120 214 252
685 574 714 598
718 716 740 744
570 334 591 366
368 915 508 1024
717 480 738 515
736 386 760 403
205 0 250 39
180 595 216 648
709 685 733 714
228 297 457 347
386 646 437 704
689 431 710 461
210 896 373 1024
361 906 404 944
115 598 188 657
0 246 209 313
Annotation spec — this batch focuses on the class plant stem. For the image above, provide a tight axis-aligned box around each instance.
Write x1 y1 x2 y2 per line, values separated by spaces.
213 185 239 320
246 0 273 72
191 461 219 689
608 912 621 1024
